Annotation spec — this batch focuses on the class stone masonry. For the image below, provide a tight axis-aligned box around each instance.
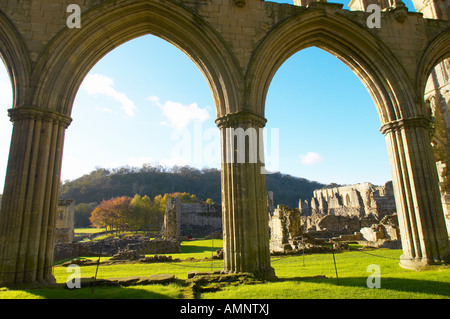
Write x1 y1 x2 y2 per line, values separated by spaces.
269 205 302 253
299 182 396 220
162 197 222 239
54 235 180 262
54 199 75 244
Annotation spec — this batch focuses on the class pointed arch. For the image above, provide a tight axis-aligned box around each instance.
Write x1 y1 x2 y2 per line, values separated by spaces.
416 28 450 98
30 0 242 118
0 10 31 108
247 9 416 124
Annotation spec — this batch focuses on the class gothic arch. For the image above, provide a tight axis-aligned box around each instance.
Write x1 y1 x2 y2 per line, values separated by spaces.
30 0 242 119
248 10 448 269
0 10 31 109
247 10 415 124
1 1 449 286
416 28 450 99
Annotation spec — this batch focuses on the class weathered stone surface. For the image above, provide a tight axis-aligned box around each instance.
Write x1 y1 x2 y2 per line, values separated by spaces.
270 205 302 253
162 197 222 239
78 274 176 287
54 236 180 262
55 199 75 244
300 182 396 220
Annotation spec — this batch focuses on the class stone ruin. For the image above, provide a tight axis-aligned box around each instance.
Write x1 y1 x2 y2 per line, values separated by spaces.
269 182 401 253
54 234 180 262
299 181 396 220
162 196 222 239
55 184 400 261
55 199 75 244
269 205 302 253
269 204 401 253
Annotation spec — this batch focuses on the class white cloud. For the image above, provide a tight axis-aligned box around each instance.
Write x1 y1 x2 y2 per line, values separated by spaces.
147 95 209 129
81 73 137 116
299 152 323 165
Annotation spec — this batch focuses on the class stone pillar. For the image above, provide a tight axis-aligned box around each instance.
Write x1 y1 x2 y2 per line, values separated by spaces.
436 161 450 235
381 117 450 269
163 196 181 240
215 111 276 279
0 107 71 286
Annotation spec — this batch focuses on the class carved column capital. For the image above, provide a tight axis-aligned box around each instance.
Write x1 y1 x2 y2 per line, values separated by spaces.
379 116 431 135
8 107 72 129
215 111 267 129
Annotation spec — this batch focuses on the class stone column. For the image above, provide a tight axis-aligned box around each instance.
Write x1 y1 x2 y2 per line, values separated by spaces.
215 111 276 279
0 107 71 286
381 117 450 269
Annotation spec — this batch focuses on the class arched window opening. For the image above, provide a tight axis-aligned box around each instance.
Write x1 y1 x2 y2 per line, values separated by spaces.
423 56 450 236
60 35 220 233
265 47 394 227
0 59 13 196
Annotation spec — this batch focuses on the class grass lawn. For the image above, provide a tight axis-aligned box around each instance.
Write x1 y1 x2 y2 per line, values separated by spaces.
0 239 448 299
74 228 107 234
202 249 450 299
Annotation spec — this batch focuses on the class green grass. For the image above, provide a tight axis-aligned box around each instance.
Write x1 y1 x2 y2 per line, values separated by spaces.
74 228 107 234
0 240 449 299
202 249 450 299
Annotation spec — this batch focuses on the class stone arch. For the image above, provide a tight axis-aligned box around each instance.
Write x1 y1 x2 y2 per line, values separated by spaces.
30 0 242 118
416 28 450 99
0 10 31 109
247 11 415 123
248 11 449 269
0 1 244 286
417 29 450 238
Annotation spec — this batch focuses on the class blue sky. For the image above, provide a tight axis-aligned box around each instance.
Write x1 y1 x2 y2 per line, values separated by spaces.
0 0 418 194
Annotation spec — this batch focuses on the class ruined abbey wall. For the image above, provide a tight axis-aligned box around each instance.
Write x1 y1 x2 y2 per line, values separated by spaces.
299 182 396 220
55 199 75 244
162 197 222 239
424 57 450 235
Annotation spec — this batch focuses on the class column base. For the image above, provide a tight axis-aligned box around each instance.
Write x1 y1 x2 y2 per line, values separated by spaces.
221 267 277 281
399 253 450 270
0 274 57 289
256 266 277 281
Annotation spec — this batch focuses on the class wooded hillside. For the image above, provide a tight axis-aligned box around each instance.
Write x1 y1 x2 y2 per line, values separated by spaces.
59 165 326 208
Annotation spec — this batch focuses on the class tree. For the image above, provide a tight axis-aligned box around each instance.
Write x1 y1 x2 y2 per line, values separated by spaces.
89 196 132 232
129 194 154 231
74 202 97 228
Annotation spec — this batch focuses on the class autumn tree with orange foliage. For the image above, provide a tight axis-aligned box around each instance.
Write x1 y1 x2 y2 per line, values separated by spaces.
89 196 132 232
89 192 200 232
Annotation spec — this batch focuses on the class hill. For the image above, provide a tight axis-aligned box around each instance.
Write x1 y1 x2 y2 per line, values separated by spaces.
58 165 326 208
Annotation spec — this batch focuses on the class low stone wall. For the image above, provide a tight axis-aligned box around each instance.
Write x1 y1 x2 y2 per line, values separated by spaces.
54 236 181 262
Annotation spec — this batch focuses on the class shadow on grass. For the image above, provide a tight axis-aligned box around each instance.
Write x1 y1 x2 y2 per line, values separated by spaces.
274 275 450 298
181 245 218 254
0 280 184 299
3 283 179 299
